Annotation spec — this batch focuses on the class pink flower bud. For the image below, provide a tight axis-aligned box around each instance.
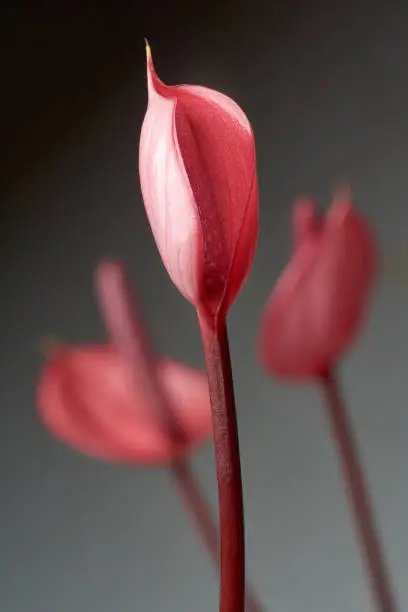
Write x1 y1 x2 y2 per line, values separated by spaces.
257 193 378 380
139 44 258 327
37 344 212 463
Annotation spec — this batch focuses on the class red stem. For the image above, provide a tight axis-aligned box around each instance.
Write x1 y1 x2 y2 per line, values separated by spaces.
320 369 399 612
200 318 246 612
171 460 220 558
96 262 260 612
171 460 263 612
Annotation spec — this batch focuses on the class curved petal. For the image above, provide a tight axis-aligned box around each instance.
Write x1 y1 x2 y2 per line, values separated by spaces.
175 84 252 131
37 345 213 464
173 86 257 321
181 87 259 311
222 167 258 318
315 200 378 361
139 58 199 304
257 234 327 379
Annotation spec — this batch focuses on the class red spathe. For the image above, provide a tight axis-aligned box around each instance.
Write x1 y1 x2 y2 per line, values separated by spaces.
139 45 258 327
258 195 378 380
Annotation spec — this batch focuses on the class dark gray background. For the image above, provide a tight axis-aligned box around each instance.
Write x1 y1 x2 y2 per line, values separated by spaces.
2 1 408 610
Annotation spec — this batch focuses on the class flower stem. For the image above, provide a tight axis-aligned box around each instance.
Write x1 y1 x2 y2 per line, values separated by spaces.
320 368 399 612
171 460 263 612
171 460 220 560
200 318 246 612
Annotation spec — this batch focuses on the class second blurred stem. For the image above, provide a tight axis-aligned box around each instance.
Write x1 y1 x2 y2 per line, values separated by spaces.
320 369 399 612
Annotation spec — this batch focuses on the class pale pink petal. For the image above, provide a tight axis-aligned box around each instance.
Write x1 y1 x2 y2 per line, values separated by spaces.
139 59 199 304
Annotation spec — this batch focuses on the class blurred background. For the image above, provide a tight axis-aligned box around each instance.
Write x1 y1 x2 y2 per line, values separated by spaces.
2 0 408 610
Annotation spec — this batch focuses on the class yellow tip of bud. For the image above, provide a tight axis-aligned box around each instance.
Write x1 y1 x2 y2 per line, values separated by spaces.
144 38 151 60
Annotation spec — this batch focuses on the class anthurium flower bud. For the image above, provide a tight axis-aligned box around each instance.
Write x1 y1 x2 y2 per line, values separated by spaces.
37 344 212 463
257 193 377 379
139 44 258 327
